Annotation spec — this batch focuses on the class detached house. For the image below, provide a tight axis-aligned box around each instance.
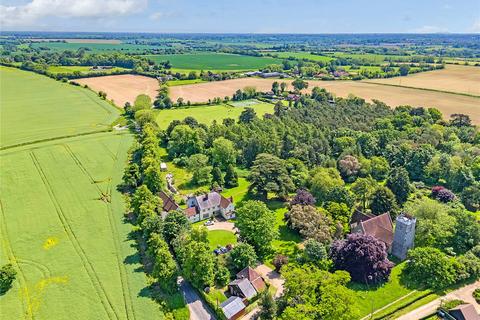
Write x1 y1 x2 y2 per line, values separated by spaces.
228 267 266 300
186 191 235 221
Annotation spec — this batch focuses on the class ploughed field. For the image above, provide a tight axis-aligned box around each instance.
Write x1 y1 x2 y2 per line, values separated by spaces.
0 67 163 319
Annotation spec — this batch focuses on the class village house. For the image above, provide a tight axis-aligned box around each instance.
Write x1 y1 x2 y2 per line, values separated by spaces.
228 266 266 300
220 296 246 320
186 191 235 221
447 303 479 320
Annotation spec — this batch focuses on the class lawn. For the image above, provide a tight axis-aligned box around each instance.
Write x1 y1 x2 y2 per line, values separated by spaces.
144 52 283 71
0 67 119 149
155 102 275 129
0 132 167 320
207 230 237 250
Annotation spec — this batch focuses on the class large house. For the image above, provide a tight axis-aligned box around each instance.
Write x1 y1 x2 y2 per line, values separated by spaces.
186 191 235 222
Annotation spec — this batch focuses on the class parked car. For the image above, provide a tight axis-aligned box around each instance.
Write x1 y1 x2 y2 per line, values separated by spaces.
204 220 214 226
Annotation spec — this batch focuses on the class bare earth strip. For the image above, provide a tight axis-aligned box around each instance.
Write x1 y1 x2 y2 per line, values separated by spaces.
76 75 480 124
75 75 159 107
366 64 480 96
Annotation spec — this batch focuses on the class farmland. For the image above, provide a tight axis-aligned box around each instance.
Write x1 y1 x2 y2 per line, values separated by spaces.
155 101 275 129
0 67 120 149
144 52 283 71
272 51 334 62
47 65 129 75
30 42 157 52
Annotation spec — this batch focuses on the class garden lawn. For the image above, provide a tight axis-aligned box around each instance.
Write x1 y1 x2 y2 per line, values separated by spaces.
144 52 283 71
155 103 274 129
207 230 237 250
0 132 167 320
0 67 119 149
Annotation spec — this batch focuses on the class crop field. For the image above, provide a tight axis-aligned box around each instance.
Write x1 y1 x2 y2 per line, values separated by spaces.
75 74 159 108
30 42 157 52
168 77 480 124
273 51 334 62
47 66 129 75
0 133 166 320
144 52 283 71
155 102 275 129
0 67 120 149
367 64 480 96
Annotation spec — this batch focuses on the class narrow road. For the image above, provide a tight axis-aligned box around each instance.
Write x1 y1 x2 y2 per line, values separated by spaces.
397 280 480 320
178 277 217 320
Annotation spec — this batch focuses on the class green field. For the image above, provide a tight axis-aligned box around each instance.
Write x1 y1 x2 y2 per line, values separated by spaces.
144 52 283 71
47 65 129 75
207 230 237 250
30 42 157 52
273 51 335 62
155 102 275 129
0 67 119 149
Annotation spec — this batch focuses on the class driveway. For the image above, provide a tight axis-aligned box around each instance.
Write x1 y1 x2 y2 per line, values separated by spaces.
254 264 285 297
397 280 480 320
178 277 217 320
206 221 236 233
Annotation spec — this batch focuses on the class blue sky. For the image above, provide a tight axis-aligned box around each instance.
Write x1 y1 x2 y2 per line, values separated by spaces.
1 0 479 33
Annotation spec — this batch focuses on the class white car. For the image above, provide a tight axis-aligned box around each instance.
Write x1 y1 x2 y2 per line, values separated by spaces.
204 220 214 226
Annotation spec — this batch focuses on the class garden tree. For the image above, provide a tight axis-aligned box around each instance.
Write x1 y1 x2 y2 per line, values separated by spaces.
351 176 377 210
386 167 411 204
325 202 351 232
338 155 361 182
182 240 215 289
285 205 333 244
370 156 390 181
326 186 355 209
224 164 239 188
405 199 456 249
461 185 480 212
272 254 289 273
191 225 209 243
280 82 288 93
187 154 212 185
290 189 316 206
431 186 456 203
330 233 394 284
310 167 345 204
147 233 177 292
271 81 280 95
214 258 231 287
140 214 163 240
449 209 480 254
332 136 356 156
279 266 359 320
406 144 435 181
167 125 205 158
211 166 224 187
249 153 294 199
302 239 331 269
142 164 163 193
285 158 309 188
456 251 480 281
235 201 278 257
162 211 190 244
403 247 457 290
210 137 236 170
292 78 308 92
370 186 397 215
259 290 277 320
226 243 258 272
130 185 162 224
0 264 16 294
239 107 257 123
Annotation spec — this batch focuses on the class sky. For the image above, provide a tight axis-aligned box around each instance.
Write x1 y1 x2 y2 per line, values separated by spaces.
1 0 479 33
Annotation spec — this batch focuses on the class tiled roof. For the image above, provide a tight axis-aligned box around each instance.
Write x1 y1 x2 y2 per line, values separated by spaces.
450 304 479 320
220 296 246 319
220 195 233 209
229 278 256 299
184 206 198 218
360 213 394 247
158 191 179 212
237 267 265 292
195 192 222 211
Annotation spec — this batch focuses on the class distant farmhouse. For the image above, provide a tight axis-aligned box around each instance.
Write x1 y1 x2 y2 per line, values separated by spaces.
186 191 235 222
351 212 416 260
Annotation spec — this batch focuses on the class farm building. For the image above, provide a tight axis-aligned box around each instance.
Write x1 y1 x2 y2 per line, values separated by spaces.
220 296 246 320
186 191 235 221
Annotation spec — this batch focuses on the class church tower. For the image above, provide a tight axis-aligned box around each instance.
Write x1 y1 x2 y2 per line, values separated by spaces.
392 213 416 260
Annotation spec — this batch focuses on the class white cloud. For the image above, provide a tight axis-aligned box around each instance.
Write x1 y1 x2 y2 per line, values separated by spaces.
0 0 147 27
471 19 480 33
413 25 448 33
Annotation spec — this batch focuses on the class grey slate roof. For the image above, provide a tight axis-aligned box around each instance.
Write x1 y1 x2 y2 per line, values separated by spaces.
195 192 222 211
230 278 256 299
220 296 246 319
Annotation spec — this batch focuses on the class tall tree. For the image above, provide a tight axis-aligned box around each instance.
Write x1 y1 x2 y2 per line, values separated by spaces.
386 167 411 204
370 186 397 215
285 205 333 244
249 153 294 199
211 137 236 170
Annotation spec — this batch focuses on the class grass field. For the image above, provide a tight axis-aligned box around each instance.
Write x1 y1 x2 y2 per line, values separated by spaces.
0 67 119 149
144 52 283 71
30 42 157 52
273 51 335 62
207 230 237 250
155 102 275 129
166 79 206 86
47 65 129 75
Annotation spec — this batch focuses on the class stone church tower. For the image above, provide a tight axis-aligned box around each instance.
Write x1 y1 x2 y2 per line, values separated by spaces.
392 213 416 260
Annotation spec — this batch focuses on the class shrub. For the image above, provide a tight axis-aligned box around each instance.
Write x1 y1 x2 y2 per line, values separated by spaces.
0 264 16 294
473 288 480 304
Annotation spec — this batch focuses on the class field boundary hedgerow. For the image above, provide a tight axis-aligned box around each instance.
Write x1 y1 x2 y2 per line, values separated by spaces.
29 151 119 320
